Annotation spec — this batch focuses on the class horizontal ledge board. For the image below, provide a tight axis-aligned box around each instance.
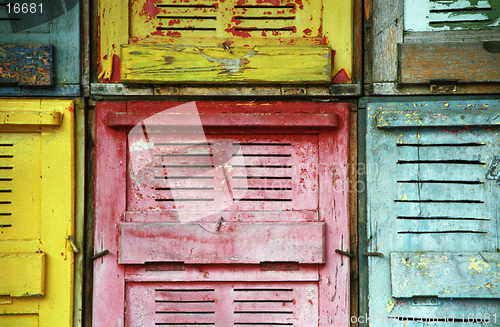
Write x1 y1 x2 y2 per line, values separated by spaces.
0 253 45 297
377 109 500 128
121 45 331 84
0 44 53 86
399 42 500 84
391 251 500 298
108 112 339 128
0 111 62 125
119 222 325 264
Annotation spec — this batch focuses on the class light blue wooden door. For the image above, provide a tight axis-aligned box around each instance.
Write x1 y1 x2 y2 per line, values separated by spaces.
0 0 80 96
366 99 500 327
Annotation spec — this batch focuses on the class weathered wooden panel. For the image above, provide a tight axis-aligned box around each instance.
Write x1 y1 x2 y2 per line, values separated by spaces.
378 109 500 127
399 42 500 84
119 222 325 264
391 252 500 298
365 99 500 327
121 45 331 83
0 99 75 327
0 253 45 297
0 44 53 86
95 101 350 327
108 112 339 127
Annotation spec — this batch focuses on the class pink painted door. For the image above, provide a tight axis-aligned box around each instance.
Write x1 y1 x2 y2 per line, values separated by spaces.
93 101 350 327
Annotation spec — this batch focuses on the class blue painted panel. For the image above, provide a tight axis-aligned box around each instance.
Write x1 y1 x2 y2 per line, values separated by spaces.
0 85 80 97
0 0 80 96
365 99 500 327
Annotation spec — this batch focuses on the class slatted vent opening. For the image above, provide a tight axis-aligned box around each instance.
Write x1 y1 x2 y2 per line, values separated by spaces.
405 0 500 31
395 142 491 235
155 0 298 37
128 134 318 212
0 142 12 228
126 282 316 326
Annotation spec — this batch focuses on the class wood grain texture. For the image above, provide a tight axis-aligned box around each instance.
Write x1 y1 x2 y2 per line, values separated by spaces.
0 44 53 86
391 252 500 298
400 42 500 84
372 0 403 82
119 222 326 264
121 45 331 83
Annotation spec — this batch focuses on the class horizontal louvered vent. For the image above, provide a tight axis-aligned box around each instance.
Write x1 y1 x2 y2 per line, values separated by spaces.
125 282 316 326
395 142 490 235
153 141 293 203
151 0 308 38
404 0 500 31
0 142 13 229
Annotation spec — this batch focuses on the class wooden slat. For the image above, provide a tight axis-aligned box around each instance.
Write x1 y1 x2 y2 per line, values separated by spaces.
378 109 500 128
0 44 53 86
121 45 331 83
119 222 325 264
399 42 500 84
429 1 491 10
0 111 62 126
109 112 339 127
397 144 484 161
391 252 500 298
397 182 485 202
397 163 485 182
0 253 45 297
396 202 488 219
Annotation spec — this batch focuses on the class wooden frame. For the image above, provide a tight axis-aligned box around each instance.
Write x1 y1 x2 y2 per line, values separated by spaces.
93 101 351 327
364 0 500 95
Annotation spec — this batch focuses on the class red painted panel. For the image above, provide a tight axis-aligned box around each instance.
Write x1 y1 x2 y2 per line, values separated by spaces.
119 222 326 264
94 101 350 327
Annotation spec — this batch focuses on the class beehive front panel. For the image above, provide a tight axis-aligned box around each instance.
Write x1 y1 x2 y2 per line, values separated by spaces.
0 99 75 327
98 0 355 85
365 99 500 326
94 101 351 327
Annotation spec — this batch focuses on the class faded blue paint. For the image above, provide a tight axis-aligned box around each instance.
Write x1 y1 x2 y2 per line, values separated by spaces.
365 98 500 326
0 0 80 96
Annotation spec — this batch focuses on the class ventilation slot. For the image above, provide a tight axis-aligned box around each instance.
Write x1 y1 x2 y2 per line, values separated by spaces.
395 141 490 235
155 2 218 33
233 3 297 35
0 143 13 226
155 288 216 326
233 288 295 326
428 0 493 25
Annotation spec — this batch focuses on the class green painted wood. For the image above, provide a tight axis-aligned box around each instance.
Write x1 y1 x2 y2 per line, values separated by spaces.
0 44 53 85
377 109 500 128
365 99 500 327
391 252 500 298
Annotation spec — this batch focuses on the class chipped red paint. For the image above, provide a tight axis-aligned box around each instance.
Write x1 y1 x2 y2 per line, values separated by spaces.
142 0 161 19
261 31 267 36
320 35 328 45
332 68 351 84
168 19 180 26
225 27 251 38
151 29 165 36
66 105 74 113
303 28 312 36
166 31 182 37
295 0 304 10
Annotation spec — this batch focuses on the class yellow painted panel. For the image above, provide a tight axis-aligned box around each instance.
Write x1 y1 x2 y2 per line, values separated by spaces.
0 314 38 327
101 0 353 83
0 99 74 327
0 253 45 297
121 45 330 83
